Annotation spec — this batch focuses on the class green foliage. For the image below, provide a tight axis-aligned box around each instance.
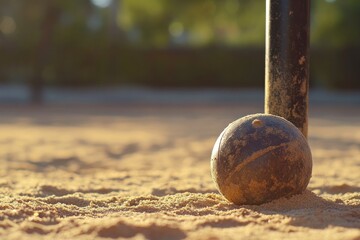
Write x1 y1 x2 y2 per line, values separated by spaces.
0 0 359 89
1 0 360 49
311 0 360 48
119 0 265 47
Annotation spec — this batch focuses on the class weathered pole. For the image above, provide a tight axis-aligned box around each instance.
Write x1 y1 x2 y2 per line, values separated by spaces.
265 0 310 138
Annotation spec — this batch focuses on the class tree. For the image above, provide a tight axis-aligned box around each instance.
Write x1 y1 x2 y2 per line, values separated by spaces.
28 0 60 104
311 0 360 48
118 0 265 48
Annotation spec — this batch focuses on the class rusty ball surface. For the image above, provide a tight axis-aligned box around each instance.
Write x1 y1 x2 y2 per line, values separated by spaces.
211 113 312 205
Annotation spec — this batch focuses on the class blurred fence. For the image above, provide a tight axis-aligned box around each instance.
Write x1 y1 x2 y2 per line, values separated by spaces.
0 46 359 89
311 48 360 89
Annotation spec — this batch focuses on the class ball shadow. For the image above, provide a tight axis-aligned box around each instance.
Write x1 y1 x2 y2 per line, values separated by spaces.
248 190 360 229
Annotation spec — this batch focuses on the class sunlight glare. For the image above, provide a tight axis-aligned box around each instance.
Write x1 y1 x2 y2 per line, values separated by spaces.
91 0 113 8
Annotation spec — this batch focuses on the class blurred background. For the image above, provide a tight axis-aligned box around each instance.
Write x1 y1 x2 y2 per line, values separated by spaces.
0 0 359 104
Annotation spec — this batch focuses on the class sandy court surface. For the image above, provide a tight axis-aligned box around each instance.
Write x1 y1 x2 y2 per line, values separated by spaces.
0 99 359 239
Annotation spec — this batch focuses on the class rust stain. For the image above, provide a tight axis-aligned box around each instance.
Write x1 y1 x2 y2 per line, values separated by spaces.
298 56 306 65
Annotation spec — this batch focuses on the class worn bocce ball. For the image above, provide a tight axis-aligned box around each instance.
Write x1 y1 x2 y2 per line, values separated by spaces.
211 113 312 205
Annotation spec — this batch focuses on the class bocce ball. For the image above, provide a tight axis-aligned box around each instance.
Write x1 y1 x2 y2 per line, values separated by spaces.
211 113 312 205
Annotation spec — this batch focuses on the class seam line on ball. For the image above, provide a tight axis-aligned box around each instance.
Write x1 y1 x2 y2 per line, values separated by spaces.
225 142 289 182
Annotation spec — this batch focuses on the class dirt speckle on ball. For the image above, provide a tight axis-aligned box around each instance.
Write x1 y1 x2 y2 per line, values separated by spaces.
211 113 312 205
252 119 264 128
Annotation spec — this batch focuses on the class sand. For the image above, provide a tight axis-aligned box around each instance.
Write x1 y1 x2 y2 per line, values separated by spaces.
0 98 359 239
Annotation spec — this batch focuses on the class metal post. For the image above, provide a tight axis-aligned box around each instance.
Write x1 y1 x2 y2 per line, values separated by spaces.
265 0 310 138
